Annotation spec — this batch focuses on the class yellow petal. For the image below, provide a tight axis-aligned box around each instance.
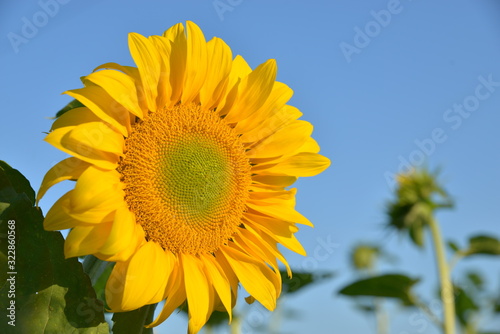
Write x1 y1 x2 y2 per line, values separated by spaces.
83 69 144 121
51 106 101 131
129 32 161 112
243 223 292 278
37 157 90 204
200 37 232 109
147 262 187 328
181 254 212 334
70 166 122 212
248 189 296 203
67 166 125 223
65 121 124 155
216 55 251 114
106 241 170 311
201 254 232 322
223 59 277 124
251 175 298 188
234 82 293 135
247 120 313 159
246 202 313 227
44 127 119 170
93 62 148 114
163 23 187 104
149 35 173 109
244 213 306 256
221 245 278 311
298 137 320 153
64 221 112 258
95 223 145 262
257 152 331 177
44 190 81 230
96 207 139 261
233 229 279 273
240 105 302 144
182 21 208 104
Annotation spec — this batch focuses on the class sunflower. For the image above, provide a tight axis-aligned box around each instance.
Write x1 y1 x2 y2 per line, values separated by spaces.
37 21 330 333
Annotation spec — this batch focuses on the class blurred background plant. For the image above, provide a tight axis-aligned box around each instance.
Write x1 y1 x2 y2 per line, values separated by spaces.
338 167 500 334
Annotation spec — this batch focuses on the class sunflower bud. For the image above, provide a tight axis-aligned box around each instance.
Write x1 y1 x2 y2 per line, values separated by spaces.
386 168 453 247
351 244 380 271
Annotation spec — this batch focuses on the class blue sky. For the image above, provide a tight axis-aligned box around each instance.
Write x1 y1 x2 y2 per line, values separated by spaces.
2 1 500 333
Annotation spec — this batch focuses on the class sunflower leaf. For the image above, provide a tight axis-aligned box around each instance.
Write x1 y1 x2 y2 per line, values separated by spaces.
454 285 478 326
281 270 334 295
112 304 157 334
0 161 35 205
55 98 85 118
462 235 500 257
0 162 109 333
338 273 419 306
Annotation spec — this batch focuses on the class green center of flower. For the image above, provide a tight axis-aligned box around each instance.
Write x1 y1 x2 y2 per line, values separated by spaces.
157 134 234 225
119 104 251 254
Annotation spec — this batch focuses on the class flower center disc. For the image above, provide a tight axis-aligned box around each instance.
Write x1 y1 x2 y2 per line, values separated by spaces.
119 104 251 254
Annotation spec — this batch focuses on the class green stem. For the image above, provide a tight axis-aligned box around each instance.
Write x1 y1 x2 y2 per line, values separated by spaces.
374 298 388 334
205 325 214 334
428 218 456 334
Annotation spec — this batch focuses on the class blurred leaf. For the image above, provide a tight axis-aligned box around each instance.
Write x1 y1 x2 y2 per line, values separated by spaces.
281 270 334 295
447 240 460 253
454 286 479 326
494 294 500 313
338 273 420 306
206 311 231 327
112 304 157 334
55 99 84 118
0 161 109 333
462 235 500 257
82 255 114 308
354 302 376 313
465 271 484 291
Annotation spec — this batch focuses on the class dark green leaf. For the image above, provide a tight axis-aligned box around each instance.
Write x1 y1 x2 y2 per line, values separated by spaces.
281 270 334 295
0 163 109 333
454 286 478 326
56 99 85 118
447 240 460 253
338 273 420 306
112 304 157 334
463 235 500 257
494 295 500 313
0 161 35 205
205 311 231 327
82 255 114 308
465 271 484 291
354 302 376 313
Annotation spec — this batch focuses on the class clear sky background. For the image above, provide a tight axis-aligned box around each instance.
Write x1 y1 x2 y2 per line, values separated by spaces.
2 1 500 333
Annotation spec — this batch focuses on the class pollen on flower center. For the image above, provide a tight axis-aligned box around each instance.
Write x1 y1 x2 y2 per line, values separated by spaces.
119 104 252 254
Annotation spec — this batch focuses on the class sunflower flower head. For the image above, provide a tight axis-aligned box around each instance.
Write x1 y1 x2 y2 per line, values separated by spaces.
37 21 330 333
386 168 453 247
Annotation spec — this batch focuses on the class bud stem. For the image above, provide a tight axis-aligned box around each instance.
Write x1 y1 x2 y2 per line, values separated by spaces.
428 217 456 334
